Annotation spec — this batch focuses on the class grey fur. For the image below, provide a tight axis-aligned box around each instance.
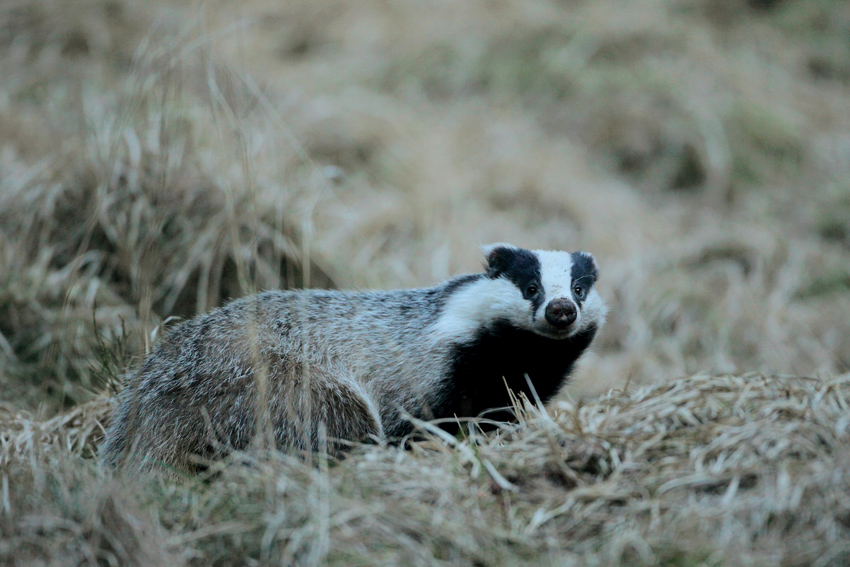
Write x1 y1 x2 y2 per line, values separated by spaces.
100 245 606 474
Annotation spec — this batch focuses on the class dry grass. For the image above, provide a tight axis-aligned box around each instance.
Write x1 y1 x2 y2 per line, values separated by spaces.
1 0 850 564
4 373 850 566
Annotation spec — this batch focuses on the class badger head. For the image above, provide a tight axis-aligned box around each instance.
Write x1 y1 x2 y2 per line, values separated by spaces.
481 243 607 339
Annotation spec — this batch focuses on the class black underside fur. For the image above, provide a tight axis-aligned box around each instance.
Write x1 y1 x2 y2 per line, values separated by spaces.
434 321 598 432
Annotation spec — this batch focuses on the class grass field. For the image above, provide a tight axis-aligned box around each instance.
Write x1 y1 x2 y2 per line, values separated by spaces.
1 0 850 564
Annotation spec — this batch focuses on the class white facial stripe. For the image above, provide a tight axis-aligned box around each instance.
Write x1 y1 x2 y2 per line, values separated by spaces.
534 249 574 301
430 277 528 343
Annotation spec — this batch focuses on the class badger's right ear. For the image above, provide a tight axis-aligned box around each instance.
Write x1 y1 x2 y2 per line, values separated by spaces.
481 243 519 278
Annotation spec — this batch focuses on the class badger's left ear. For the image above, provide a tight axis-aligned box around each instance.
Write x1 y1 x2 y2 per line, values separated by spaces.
481 243 519 278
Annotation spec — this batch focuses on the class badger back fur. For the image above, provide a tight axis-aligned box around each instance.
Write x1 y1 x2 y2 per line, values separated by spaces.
100 244 607 474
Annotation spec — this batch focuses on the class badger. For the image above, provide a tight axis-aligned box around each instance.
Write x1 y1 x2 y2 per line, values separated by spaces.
100 243 607 474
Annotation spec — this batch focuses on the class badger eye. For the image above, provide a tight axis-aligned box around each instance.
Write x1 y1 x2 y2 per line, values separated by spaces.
526 283 539 296
573 285 584 298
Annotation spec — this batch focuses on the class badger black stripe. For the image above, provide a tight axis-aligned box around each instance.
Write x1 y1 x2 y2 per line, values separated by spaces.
486 246 544 312
570 252 598 284
570 252 598 307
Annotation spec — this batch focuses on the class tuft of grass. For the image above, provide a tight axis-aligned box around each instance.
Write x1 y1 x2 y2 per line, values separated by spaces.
87 315 131 397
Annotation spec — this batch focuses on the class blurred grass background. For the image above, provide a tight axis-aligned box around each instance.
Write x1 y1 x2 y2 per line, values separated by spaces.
1 0 848 412
2 1 850 565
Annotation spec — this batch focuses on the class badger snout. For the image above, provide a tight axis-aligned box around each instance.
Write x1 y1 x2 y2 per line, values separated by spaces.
544 298 577 329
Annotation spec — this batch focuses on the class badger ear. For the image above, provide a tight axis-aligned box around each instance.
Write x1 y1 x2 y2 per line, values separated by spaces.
481 243 519 277
481 242 518 258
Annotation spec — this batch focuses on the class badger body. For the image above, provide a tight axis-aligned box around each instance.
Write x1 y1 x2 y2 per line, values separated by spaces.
100 244 607 473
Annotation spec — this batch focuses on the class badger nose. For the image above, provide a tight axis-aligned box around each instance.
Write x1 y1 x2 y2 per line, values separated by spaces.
545 299 577 329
